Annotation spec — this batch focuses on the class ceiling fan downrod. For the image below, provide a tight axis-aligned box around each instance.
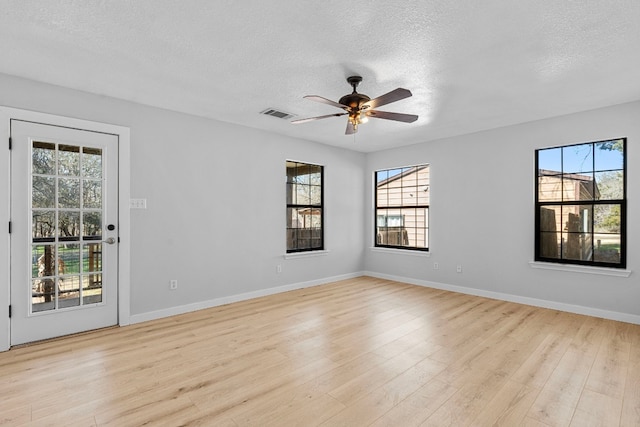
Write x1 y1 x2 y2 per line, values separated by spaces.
339 76 371 111
347 75 362 93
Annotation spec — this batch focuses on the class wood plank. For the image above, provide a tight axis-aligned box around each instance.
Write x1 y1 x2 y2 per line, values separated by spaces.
368 379 457 427
421 369 510 426
0 404 31 425
526 356 588 426
469 380 540 426
570 388 622 427
621 325 640 427
321 356 448 425
510 332 571 388
584 320 630 399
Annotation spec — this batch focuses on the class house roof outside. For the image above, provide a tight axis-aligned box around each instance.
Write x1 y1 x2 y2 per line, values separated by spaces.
538 169 601 200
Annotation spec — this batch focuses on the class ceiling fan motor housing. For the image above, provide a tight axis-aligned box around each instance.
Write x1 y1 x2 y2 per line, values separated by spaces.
340 76 370 109
339 93 370 109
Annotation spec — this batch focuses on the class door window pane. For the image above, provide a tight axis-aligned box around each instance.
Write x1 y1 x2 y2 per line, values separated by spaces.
32 279 55 312
83 273 102 304
58 275 81 308
29 140 107 314
83 180 102 208
58 178 80 208
60 244 80 275
32 244 57 279
82 147 102 178
82 212 102 238
32 177 55 208
33 210 56 240
58 145 80 176
82 243 102 273
31 245 58 312
32 141 56 175
58 211 80 240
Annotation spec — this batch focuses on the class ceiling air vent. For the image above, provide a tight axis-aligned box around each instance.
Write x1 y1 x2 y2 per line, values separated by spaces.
260 108 296 120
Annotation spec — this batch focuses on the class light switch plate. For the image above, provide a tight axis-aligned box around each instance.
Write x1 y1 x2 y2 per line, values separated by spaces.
130 198 147 209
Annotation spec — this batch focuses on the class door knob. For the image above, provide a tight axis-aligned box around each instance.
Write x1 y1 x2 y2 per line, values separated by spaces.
103 237 116 245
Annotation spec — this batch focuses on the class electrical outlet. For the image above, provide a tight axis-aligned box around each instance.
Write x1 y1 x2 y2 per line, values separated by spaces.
456 265 462 273
433 262 439 270
170 279 178 290
276 265 282 274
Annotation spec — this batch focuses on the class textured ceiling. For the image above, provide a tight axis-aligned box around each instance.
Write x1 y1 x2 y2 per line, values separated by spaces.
1 1 640 152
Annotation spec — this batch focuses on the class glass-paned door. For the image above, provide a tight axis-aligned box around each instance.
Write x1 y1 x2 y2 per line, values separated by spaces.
10 120 118 345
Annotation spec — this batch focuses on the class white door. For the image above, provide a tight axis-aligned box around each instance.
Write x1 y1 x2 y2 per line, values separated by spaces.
10 120 119 345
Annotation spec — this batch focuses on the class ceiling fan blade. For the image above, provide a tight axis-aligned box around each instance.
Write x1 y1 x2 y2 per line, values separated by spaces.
304 95 348 110
345 121 357 135
366 110 419 123
363 88 412 109
291 112 347 124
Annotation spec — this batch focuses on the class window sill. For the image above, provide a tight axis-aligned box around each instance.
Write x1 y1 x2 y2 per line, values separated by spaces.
284 250 330 260
529 261 631 277
370 247 430 257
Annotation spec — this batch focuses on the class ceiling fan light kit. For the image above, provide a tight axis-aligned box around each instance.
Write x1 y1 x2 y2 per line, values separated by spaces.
292 76 418 135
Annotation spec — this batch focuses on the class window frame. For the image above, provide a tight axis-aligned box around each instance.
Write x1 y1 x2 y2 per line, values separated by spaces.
534 138 627 269
374 164 429 252
286 160 324 253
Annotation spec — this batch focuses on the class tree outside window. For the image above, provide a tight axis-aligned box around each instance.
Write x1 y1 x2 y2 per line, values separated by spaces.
535 138 626 268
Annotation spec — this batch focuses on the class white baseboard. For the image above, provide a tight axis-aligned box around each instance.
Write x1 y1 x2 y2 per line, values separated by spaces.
363 271 640 325
129 272 363 325
129 270 640 326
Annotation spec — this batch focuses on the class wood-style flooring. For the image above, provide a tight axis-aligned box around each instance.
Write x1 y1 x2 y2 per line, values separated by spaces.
1 276 639 426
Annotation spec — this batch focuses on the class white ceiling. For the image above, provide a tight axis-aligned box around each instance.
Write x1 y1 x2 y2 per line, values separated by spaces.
2 1 640 152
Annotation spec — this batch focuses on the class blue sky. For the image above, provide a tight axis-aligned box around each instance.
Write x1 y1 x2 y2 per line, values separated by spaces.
538 140 624 174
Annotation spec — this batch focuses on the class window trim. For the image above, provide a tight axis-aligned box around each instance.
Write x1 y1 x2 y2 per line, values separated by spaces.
528 261 631 277
286 160 324 254
534 138 627 269
374 164 430 252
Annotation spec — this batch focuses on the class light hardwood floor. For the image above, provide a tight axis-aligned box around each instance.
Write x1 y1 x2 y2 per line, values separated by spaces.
1 276 639 426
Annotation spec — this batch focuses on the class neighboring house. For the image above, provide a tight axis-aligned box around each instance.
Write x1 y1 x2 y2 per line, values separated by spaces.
538 169 610 261
376 165 429 249
538 169 600 201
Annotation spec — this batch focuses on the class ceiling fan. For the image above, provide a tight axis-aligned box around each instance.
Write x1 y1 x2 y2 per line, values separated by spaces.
291 76 419 135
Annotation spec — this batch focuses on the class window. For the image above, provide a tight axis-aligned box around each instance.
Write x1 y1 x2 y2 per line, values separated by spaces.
375 165 429 251
286 161 323 252
535 138 626 268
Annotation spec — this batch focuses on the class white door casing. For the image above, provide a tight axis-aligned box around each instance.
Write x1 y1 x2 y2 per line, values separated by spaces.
0 107 130 351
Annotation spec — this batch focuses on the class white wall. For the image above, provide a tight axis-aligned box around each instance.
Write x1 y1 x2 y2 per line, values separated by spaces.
1 71 638 331
0 73 365 322
365 101 639 322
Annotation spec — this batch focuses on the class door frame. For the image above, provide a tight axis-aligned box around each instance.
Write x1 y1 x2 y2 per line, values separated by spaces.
0 106 131 351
